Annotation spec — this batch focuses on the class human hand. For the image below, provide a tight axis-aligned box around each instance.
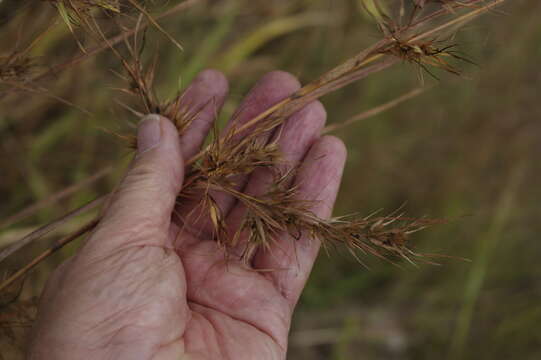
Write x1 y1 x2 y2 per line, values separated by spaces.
28 70 346 360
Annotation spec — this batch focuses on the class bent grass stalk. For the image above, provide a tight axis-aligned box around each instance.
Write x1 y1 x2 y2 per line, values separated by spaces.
0 218 100 293
322 86 429 134
0 197 107 264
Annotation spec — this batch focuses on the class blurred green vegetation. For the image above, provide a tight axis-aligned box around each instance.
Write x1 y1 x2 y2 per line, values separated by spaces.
1 0 540 359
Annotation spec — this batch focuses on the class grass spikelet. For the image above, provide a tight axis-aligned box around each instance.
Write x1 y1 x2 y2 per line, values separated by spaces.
44 0 123 50
333 215 444 264
362 0 477 80
381 36 473 80
0 53 36 84
103 15 198 147
46 0 122 29
0 48 90 113
0 25 48 89
211 171 313 263
46 0 183 55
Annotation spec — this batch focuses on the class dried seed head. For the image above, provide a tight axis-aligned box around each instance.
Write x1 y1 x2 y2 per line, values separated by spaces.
381 37 472 78
121 0 494 266
360 0 477 80
45 0 122 28
0 53 37 83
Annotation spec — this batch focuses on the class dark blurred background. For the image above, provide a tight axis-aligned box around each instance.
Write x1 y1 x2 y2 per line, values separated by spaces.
1 0 540 359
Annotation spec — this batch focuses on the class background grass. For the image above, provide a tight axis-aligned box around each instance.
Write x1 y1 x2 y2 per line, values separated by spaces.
1 0 540 359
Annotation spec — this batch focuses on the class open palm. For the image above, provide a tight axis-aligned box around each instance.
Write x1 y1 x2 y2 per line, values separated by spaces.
29 70 346 360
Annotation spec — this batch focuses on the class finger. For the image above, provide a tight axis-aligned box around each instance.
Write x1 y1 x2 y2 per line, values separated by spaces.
222 71 300 142
253 136 347 307
86 115 184 253
177 69 229 159
225 101 327 256
175 71 301 242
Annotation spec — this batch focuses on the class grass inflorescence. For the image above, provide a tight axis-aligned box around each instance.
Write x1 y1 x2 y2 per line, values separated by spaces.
139 0 500 266
46 0 122 28
0 0 506 291
0 53 36 83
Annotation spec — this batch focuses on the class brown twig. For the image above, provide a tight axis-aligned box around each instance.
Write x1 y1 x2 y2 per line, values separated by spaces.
0 196 106 264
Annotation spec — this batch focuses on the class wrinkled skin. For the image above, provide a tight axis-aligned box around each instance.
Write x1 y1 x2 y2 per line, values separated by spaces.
28 70 347 360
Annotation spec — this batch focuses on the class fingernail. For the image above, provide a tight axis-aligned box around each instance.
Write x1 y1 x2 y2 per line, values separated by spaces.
137 115 162 153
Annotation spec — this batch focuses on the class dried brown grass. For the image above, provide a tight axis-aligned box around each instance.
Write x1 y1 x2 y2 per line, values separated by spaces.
0 0 506 292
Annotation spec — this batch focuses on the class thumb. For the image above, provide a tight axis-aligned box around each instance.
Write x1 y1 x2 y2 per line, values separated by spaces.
90 115 184 252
